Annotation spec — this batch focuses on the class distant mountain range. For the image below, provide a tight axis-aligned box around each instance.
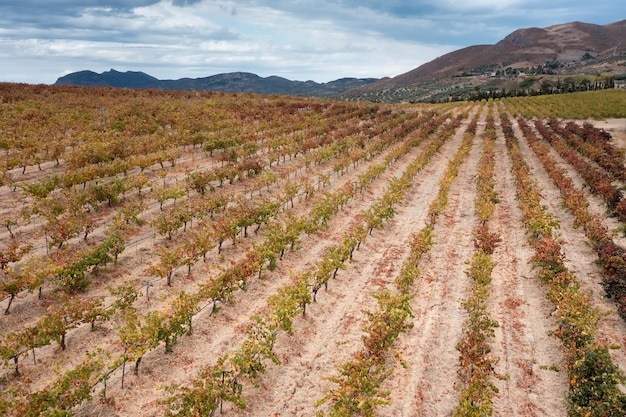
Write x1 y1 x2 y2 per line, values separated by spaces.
54 70 378 98
55 19 626 103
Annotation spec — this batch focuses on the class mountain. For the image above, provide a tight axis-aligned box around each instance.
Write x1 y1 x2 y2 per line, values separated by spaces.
344 19 626 102
54 20 626 103
54 69 378 98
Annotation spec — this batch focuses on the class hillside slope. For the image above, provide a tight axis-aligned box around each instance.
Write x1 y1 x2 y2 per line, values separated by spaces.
346 19 626 102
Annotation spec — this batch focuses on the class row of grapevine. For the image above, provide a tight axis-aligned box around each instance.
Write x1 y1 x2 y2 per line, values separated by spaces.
318 107 480 417
3 84 624 416
454 106 502 416
0 106 454 415
547 119 625 182
144 109 442 278
2 105 412 330
4 103 365 245
0 85 372 177
516 117 626 320
532 119 626 220
0 106 422 317
500 110 626 415
161 110 469 417
501 90 626 119
1 223 126 316
143 110 443 296
0 95 378 262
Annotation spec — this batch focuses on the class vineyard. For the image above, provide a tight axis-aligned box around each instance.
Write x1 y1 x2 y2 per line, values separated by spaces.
1 84 626 416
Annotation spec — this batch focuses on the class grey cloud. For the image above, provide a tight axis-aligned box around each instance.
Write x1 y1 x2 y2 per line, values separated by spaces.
0 0 624 85
0 1 204 30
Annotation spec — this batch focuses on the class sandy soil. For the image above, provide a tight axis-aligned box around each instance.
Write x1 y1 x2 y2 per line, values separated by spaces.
489 108 568 416
236 105 480 417
512 116 626 375
2 105 626 417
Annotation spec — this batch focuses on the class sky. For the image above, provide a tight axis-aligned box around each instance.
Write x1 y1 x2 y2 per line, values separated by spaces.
0 1 623 84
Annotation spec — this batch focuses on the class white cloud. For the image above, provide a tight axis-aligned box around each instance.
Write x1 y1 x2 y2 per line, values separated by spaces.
0 0 623 84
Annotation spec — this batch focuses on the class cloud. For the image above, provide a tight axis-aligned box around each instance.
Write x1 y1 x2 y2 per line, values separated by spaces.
0 0 623 84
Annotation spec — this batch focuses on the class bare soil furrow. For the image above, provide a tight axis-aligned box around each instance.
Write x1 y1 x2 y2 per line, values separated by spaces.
4 85 626 417
384 115 481 417
489 113 568 417
0 110 406 333
508 114 626 379
68 111 451 416
230 113 478 417
531 121 626 248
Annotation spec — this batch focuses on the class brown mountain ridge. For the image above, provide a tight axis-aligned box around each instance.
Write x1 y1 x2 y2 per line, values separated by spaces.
346 19 626 102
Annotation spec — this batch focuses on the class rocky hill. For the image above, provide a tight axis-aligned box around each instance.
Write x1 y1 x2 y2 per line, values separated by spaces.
344 19 626 102
54 69 378 98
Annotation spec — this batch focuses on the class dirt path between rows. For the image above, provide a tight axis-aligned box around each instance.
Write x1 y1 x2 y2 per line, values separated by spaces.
233 107 481 417
6 102 626 417
508 113 626 377
66 109 456 416
490 108 568 416
382 107 483 416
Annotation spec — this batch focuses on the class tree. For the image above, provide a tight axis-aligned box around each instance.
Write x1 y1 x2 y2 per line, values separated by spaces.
0 331 23 376
144 294 197 354
103 228 126 262
45 214 83 249
179 237 200 275
163 362 245 416
1 268 31 314
117 199 146 226
152 211 183 240
169 291 199 337
187 170 215 196
155 185 186 211
317 355 391 417
21 350 106 415
118 309 160 379
229 315 279 380
283 180 300 208
128 173 150 196
364 208 383 235
81 297 110 330
52 249 92 292
261 169 277 191
109 283 139 313
20 175 60 199
212 216 240 253
234 198 255 238
327 246 347 279
0 239 31 308
22 256 57 300
147 245 179 286
312 258 334 302
87 177 127 207
163 372 221 417
281 215 305 253
3 218 18 239
18 326 44 367
268 273 311 333
37 295 103 350
190 225 214 262
37 305 72 351
253 199 280 233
